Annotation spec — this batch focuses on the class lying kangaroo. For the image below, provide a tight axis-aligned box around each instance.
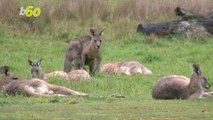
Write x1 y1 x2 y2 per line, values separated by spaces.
0 66 18 90
100 62 130 75
0 67 88 97
152 64 212 100
28 59 45 80
45 70 90 81
64 28 104 75
28 59 90 81
121 61 153 75
100 61 153 76
3 78 88 97
0 66 9 75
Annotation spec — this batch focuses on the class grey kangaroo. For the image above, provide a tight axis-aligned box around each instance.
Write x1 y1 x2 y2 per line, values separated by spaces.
64 28 104 75
152 64 212 100
28 59 45 80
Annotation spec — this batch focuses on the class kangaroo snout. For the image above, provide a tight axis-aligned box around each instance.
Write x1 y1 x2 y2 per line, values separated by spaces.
205 84 211 89
96 45 100 49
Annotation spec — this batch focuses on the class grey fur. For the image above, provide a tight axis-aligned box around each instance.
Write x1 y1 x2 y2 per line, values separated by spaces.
152 64 211 100
28 59 45 80
64 29 104 75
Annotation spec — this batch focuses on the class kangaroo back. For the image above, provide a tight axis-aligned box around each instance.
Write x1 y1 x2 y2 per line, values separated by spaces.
100 62 124 75
64 40 83 72
121 61 153 75
152 75 190 100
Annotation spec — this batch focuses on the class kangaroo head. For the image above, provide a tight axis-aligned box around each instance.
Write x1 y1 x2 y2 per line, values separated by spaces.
90 28 104 49
192 64 211 89
0 66 10 76
0 66 18 84
28 59 43 79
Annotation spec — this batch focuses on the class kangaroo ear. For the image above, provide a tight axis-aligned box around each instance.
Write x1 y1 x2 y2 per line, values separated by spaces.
193 64 201 75
37 58 43 66
99 28 105 36
3 66 9 76
90 29 95 36
28 60 34 66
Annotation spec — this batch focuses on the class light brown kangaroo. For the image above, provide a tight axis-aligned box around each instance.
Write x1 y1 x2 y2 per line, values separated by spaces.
0 66 88 97
99 62 127 75
100 61 153 76
121 61 153 75
64 28 104 76
152 64 212 100
45 70 90 81
2 78 88 97
28 59 90 81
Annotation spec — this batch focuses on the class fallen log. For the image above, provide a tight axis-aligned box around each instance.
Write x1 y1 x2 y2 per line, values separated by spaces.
137 7 213 37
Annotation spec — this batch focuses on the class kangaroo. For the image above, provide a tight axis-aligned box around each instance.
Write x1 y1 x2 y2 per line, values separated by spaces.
0 66 9 75
64 28 104 76
0 66 18 91
45 70 90 81
0 66 87 97
0 66 88 97
2 78 88 97
64 40 83 72
152 64 212 100
28 59 90 81
100 62 131 76
121 61 153 75
28 59 45 80
100 61 153 76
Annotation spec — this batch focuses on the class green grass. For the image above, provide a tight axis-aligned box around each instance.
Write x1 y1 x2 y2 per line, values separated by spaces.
0 33 213 119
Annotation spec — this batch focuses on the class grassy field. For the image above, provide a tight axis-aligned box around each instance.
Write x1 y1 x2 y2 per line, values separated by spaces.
0 33 213 119
0 0 213 119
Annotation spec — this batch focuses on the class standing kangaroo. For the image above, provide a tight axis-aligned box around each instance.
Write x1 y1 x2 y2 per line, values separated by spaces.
64 29 104 75
28 59 45 80
152 64 212 100
64 40 83 71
